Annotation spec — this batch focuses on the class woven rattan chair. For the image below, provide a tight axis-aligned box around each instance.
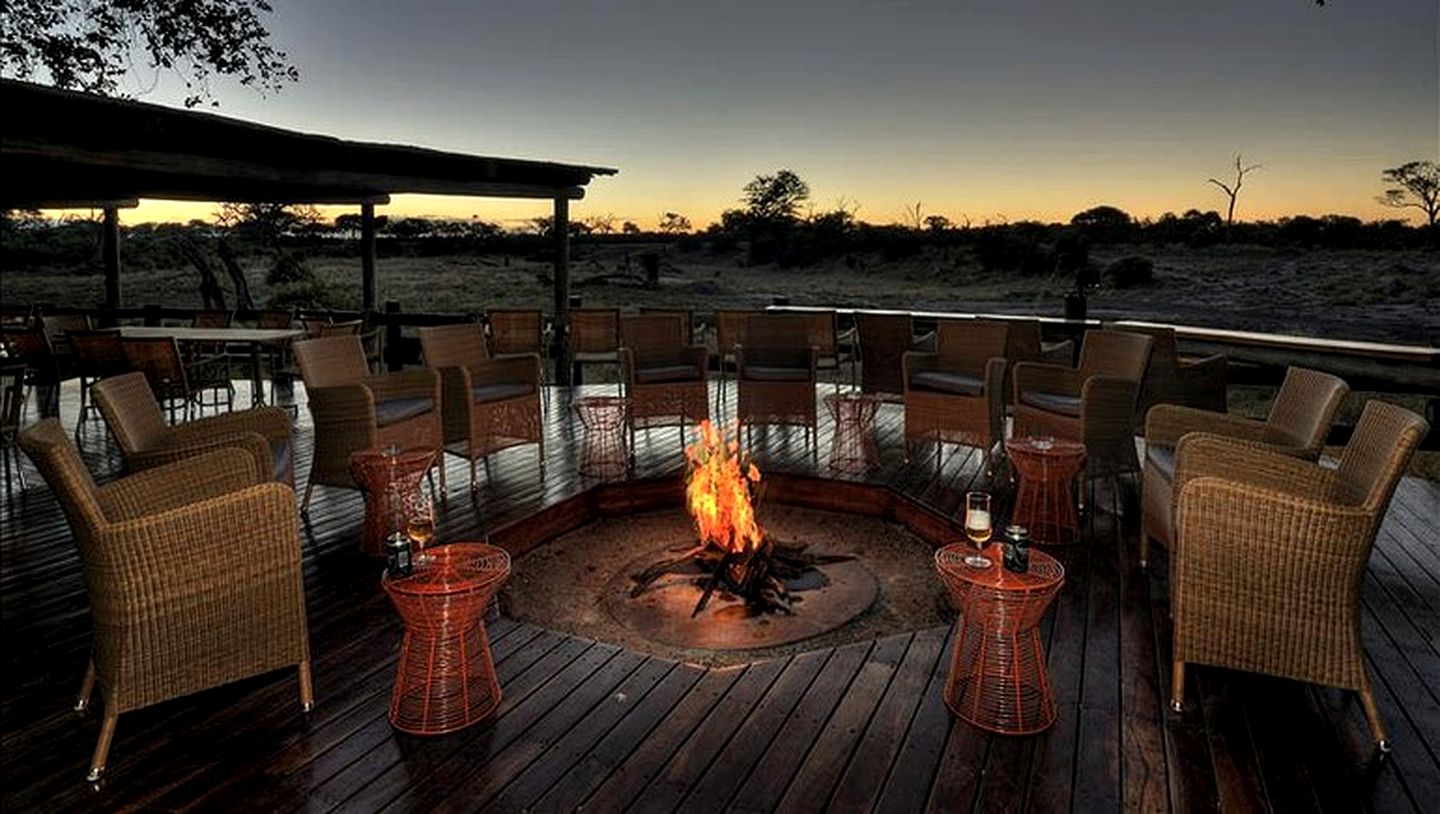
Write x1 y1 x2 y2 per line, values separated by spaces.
256 309 295 330
1 362 26 492
93 371 294 485
41 312 92 366
855 312 918 398
2 326 65 417
639 308 695 344
293 335 445 509
568 308 621 390
1140 366 1348 567
619 314 709 452
486 309 551 409
1013 329 1154 481
902 320 1010 472
715 308 762 406
419 323 545 491
67 329 129 435
736 313 818 448
801 310 856 392
19 418 312 782
121 336 233 421
1111 324 1227 415
1167 400 1429 755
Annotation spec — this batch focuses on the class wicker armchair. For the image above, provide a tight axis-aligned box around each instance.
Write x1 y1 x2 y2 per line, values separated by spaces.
801 310 856 392
19 418 312 782
419 323 545 491
568 308 621 390
1140 366 1348 567
93 371 294 485
122 336 233 421
619 314 709 451
1111 324 1227 414
293 335 445 509
1 363 26 492
2 326 65 417
1168 401 1429 754
486 309 551 408
1013 329 1154 480
902 320 1010 472
639 308 695 344
715 308 763 405
855 312 919 398
67 329 129 434
736 314 818 448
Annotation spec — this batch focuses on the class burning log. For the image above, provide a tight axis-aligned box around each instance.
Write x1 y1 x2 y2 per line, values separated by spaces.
629 420 853 616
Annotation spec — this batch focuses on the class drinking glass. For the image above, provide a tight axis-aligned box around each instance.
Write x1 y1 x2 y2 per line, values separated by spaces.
963 491 993 568
406 489 436 566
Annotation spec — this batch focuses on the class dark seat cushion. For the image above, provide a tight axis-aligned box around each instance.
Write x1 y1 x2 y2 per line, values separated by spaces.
472 382 532 403
910 370 983 396
743 365 811 382
374 397 434 427
270 437 292 481
1019 390 1082 417
635 364 702 384
1146 444 1175 482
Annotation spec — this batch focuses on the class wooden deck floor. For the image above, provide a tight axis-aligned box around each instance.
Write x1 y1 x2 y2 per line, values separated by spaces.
2 380 1438 812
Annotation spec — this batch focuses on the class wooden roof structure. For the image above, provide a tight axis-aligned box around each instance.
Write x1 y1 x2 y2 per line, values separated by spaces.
0 79 617 208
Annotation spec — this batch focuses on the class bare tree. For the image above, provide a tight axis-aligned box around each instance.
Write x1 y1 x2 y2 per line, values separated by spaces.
1207 154 1261 243
658 212 692 234
1377 161 1440 226
901 201 924 230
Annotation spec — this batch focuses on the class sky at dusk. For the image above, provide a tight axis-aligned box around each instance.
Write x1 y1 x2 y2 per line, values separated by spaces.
92 0 1440 229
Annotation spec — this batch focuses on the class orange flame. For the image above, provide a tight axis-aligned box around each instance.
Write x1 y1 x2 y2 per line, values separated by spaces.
685 420 764 554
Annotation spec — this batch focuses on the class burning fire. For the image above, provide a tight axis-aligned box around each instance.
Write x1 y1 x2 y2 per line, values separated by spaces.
685 420 763 555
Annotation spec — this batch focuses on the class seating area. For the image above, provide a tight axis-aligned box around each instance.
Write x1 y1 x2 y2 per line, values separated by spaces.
1 304 1437 813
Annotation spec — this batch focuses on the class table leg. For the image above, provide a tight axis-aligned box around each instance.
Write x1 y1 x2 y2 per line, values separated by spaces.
250 342 265 408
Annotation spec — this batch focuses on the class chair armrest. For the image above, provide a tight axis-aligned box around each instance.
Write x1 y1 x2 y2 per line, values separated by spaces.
1173 432 1336 504
1145 403 1269 448
1080 374 1141 427
127 432 271 483
170 406 292 446
363 369 438 403
433 365 475 420
1041 339 1075 365
683 344 709 372
99 448 268 522
1012 361 1080 402
470 355 542 388
618 347 638 386
306 383 378 446
902 351 938 386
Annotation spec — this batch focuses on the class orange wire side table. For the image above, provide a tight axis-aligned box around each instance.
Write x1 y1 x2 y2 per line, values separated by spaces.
935 543 1065 735
382 542 511 735
574 396 630 478
350 447 438 557
824 392 882 472
1006 436 1086 545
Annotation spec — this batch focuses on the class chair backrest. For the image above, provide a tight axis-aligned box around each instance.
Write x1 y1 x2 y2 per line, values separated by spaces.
122 337 189 391
1264 367 1349 453
191 310 233 329
299 315 333 338
569 309 619 354
92 371 171 455
935 320 1009 371
486 309 544 355
855 312 913 394
41 312 92 342
1004 321 1046 363
715 309 761 357
18 418 106 539
639 308 694 344
67 329 128 377
0 363 26 436
801 311 839 356
293 335 371 389
1077 329 1153 382
620 314 687 367
317 319 363 338
419 323 491 371
2 327 55 365
1333 401 1428 517
745 313 812 368
256 309 294 330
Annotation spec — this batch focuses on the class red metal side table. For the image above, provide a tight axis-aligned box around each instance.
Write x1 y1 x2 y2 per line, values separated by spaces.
350 447 438 557
574 395 630 478
1006 436 1086 545
382 542 511 735
824 392 882 472
935 543 1065 735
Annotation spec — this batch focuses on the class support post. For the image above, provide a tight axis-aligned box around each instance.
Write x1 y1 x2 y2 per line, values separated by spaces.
552 196 572 386
102 206 121 318
361 202 377 314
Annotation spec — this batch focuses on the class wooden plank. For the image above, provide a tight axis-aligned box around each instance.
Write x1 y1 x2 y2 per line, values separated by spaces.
873 627 957 814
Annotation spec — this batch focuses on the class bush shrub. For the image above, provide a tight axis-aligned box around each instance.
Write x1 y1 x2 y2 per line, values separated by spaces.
1104 256 1155 288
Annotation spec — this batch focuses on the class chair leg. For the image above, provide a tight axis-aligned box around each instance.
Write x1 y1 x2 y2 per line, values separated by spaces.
1169 661 1185 713
1358 683 1390 753
1139 521 1151 570
298 660 315 713
470 457 479 493
301 480 315 513
87 709 119 783
75 659 96 713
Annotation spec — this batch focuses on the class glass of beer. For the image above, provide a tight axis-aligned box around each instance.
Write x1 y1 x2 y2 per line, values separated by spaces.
963 491 993 568
406 488 436 566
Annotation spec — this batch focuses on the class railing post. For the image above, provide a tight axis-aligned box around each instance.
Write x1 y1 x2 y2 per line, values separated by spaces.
143 304 162 327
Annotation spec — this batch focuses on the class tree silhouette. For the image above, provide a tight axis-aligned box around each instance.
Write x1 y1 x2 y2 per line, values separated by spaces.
1207 155 1261 243
2 0 298 107
742 170 810 225
1377 161 1440 226
621 221 641 235
658 212 692 234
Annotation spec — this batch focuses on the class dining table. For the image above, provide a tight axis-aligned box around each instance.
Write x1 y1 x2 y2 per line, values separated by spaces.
118 325 304 408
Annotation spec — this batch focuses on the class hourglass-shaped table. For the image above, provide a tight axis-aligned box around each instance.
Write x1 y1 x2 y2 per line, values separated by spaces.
1005 436 1086 545
935 544 1065 735
382 542 511 735
349 448 438 557
824 392 883 472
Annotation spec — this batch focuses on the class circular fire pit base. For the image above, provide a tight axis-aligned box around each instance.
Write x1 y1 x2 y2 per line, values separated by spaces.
603 546 879 650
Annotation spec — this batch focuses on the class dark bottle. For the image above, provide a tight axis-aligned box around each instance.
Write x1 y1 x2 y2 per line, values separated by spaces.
386 532 413 578
1003 524 1031 574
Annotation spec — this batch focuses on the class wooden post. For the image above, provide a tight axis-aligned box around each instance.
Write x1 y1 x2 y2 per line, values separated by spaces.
361 202 377 314
102 206 121 316
385 300 403 372
552 196 572 386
